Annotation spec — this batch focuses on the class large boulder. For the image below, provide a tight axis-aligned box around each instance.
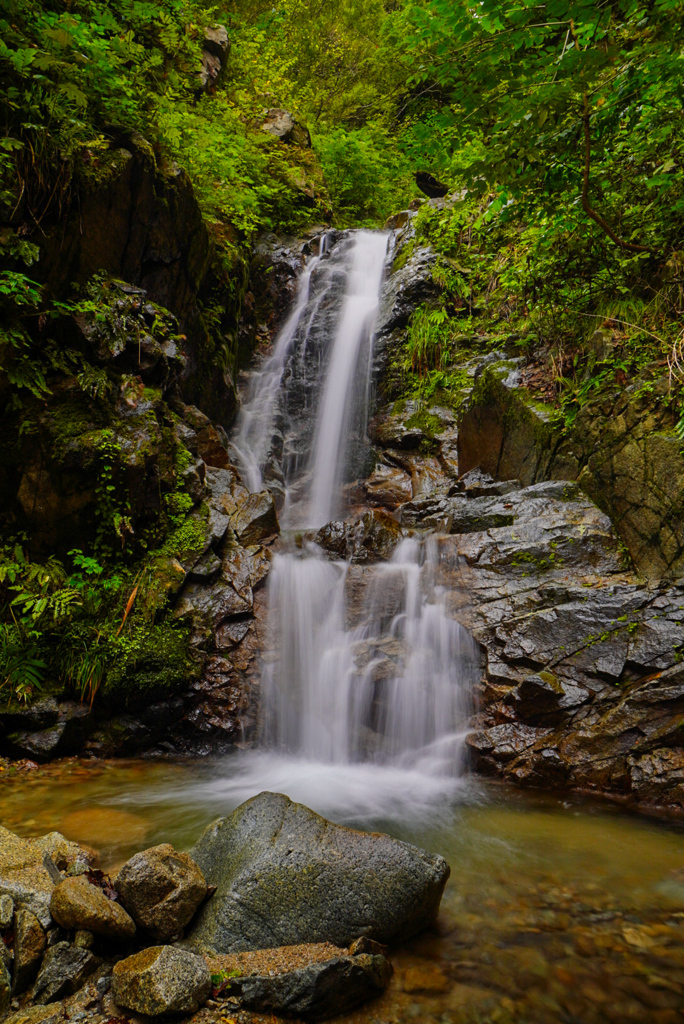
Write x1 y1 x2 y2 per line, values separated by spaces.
50 875 135 940
186 792 450 953
115 844 207 940
208 942 392 1020
0 828 90 929
111 945 211 1016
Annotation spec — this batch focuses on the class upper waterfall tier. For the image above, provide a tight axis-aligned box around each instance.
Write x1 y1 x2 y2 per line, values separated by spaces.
231 230 389 530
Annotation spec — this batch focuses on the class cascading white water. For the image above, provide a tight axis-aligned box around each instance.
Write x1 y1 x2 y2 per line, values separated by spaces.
308 231 388 527
227 229 479 822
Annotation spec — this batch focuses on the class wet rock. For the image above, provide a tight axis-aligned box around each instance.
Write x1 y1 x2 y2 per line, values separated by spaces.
3 703 93 763
115 844 207 940
31 943 99 1004
111 945 210 1016
3 1005 66 1024
628 748 684 805
505 673 590 725
12 909 46 995
229 490 279 546
0 828 90 929
315 510 403 564
187 549 222 584
458 365 554 485
0 961 9 1014
50 875 135 940
186 791 450 953
364 463 413 509
0 893 14 928
210 943 393 1019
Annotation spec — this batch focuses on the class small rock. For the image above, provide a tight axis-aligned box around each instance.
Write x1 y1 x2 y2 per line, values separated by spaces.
72 932 92 950
2 1007 65 1024
115 844 207 941
0 894 14 928
31 943 99 1004
0 961 9 1014
111 945 211 1016
261 108 295 141
12 909 46 995
402 963 450 993
50 876 135 940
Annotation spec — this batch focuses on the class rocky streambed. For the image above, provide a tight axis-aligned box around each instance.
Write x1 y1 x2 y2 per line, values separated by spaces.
0 792 449 1022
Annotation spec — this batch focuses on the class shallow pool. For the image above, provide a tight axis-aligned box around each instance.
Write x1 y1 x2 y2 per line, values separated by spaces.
2 754 683 1023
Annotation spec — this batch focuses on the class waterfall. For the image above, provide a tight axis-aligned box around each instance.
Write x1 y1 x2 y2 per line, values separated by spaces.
228 229 478 821
308 231 388 526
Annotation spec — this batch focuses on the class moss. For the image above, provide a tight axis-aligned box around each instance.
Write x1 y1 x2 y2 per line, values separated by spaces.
392 238 417 272
77 148 133 193
404 408 444 440
162 502 210 561
102 621 195 704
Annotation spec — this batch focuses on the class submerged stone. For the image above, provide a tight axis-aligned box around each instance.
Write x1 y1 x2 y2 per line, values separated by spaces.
185 791 450 953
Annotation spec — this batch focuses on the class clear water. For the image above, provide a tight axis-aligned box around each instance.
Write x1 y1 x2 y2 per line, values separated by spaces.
1 758 683 1023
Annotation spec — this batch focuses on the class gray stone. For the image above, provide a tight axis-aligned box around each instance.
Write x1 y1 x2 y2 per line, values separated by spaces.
0 893 14 928
31 943 99 1004
12 908 46 995
261 108 296 141
203 24 229 60
111 945 210 1016
186 791 450 953
115 843 207 941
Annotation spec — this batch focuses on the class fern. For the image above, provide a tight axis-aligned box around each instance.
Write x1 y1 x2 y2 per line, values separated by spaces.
0 625 46 704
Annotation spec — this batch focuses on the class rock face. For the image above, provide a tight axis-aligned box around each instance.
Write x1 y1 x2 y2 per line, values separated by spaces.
111 945 211 1016
50 875 135 940
457 361 684 579
186 792 450 953
115 844 207 940
0 828 90 929
209 943 393 1020
31 943 99 1004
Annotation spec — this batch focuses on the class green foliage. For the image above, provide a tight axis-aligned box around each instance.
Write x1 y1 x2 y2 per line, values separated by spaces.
314 126 414 224
0 624 46 704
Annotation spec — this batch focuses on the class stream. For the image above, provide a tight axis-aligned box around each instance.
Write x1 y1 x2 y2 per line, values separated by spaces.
4 229 684 1023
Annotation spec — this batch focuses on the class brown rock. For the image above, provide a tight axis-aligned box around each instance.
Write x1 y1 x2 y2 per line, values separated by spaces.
115 844 207 940
365 464 413 509
50 876 135 940
12 908 46 995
